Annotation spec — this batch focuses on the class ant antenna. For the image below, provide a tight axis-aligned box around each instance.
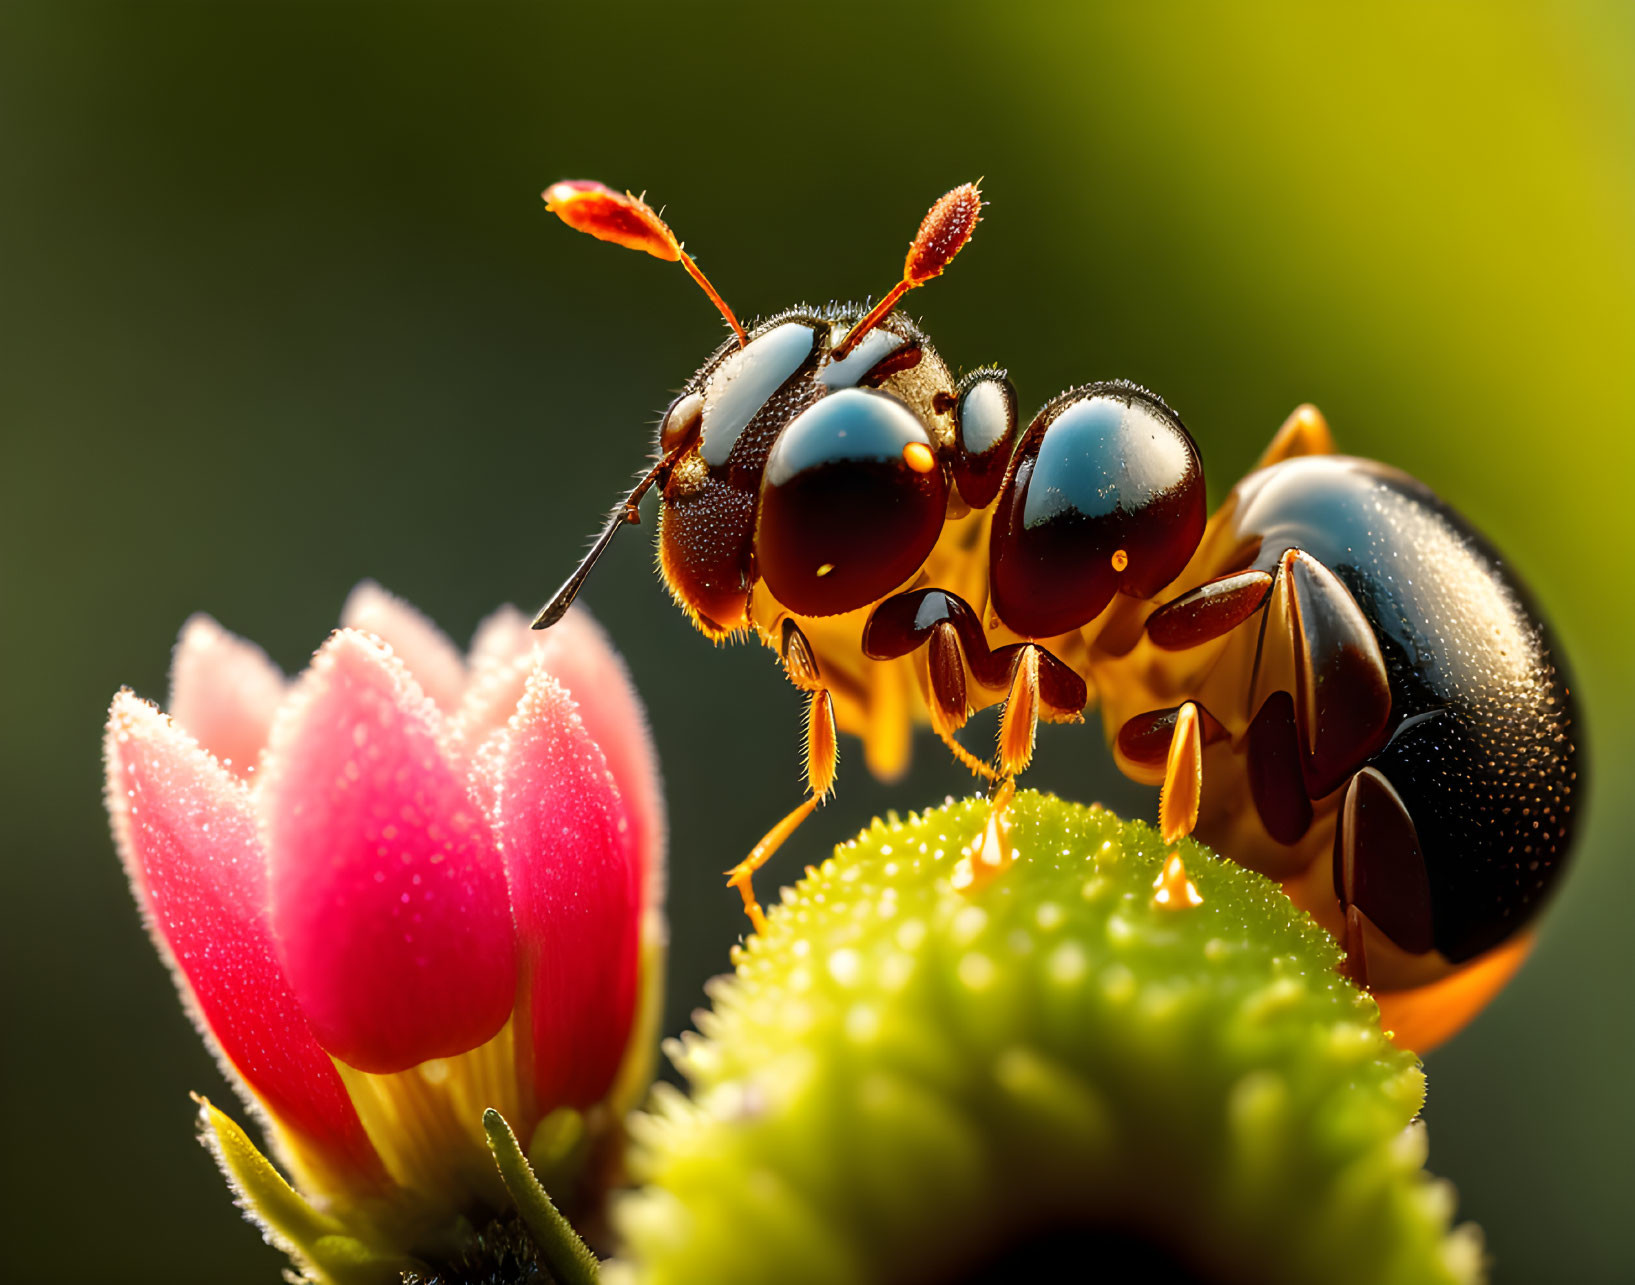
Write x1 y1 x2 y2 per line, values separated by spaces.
543 180 747 347
830 181 984 362
530 447 678 629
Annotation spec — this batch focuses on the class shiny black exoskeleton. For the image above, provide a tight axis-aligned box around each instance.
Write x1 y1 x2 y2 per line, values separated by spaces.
1216 457 1578 965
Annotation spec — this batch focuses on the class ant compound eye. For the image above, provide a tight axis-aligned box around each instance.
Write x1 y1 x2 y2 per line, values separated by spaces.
757 389 949 617
817 328 922 387
989 382 1205 637
658 390 704 454
699 322 821 468
950 371 1018 509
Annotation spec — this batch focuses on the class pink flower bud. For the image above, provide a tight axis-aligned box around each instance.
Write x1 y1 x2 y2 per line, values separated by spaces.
104 585 665 1251
260 630 518 1075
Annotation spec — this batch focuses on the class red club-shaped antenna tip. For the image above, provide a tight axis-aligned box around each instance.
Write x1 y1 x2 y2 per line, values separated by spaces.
904 181 983 285
543 179 680 262
831 180 985 362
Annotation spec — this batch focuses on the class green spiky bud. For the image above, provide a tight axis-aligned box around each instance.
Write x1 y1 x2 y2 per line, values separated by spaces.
610 793 1483 1285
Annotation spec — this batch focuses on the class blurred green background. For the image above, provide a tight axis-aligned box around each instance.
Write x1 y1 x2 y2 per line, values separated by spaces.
3 3 1630 1281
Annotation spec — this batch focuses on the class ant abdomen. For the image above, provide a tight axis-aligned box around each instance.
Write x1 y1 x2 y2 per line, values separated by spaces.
1104 454 1580 993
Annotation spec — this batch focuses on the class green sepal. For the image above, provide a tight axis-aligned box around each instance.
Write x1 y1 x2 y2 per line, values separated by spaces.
484 1107 601 1285
194 1096 413 1285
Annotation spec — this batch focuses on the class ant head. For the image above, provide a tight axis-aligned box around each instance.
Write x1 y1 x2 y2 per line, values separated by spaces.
533 181 987 632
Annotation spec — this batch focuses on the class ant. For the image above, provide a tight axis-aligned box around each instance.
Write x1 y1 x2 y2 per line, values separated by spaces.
532 179 1580 1050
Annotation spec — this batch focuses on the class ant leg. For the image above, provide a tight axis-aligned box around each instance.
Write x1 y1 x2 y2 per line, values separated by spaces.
725 688 838 934
805 686 840 800
1158 701 1204 845
1143 702 1207 912
1171 407 1333 608
952 645 1042 895
1339 905 1372 988
727 799 815 935
927 622 999 782
938 726 1000 782
954 774 1017 894
1146 570 1274 651
956 643 1087 893
1258 549 1392 798
997 644 1042 779
1333 764 1433 988
1255 404 1336 470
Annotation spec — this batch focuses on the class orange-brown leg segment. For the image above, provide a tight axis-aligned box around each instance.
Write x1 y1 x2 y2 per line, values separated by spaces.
725 688 838 935
1158 701 1204 846
997 644 1042 779
953 645 1048 895
1145 569 1274 652
805 686 839 800
1255 403 1336 470
928 621 999 782
937 726 999 782
1339 905 1371 987
954 774 1017 893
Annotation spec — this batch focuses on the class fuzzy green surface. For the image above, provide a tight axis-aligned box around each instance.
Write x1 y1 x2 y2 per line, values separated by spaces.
611 792 1482 1285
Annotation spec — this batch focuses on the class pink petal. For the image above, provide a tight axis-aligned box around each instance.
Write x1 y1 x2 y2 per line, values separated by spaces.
534 609 667 906
261 630 516 1074
167 615 285 777
451 606 541 783
492 668 642 1110
104 692 383 1181
451 653 534 766
454 605 665 904
341 581 467 713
